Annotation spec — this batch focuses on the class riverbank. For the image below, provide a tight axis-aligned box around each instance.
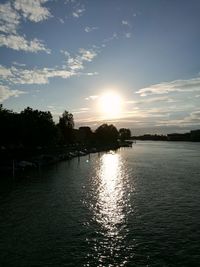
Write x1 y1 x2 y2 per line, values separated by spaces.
0 141 132 175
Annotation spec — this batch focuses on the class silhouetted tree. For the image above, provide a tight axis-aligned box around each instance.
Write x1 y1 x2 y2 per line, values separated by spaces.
0 105 56 148
95 124 119 146
57 110 74 144
76 126 94 146
20 107 56 147
119 128 131 140
0 105 16 146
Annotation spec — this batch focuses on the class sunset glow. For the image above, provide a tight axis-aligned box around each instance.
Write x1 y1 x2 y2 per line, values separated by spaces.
98 91 123 119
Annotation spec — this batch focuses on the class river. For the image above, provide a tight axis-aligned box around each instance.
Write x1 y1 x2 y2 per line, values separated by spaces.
0 141 200 266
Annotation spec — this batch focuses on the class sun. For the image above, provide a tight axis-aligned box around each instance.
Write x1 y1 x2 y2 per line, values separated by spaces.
98 91 123 119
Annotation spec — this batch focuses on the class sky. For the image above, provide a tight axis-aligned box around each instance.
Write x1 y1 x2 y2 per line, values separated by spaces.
0 0 200 134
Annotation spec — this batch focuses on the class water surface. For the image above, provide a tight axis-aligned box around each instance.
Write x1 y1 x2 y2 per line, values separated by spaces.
0 142 200 266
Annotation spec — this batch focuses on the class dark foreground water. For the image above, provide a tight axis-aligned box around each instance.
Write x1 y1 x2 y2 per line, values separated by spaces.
0 142 200 266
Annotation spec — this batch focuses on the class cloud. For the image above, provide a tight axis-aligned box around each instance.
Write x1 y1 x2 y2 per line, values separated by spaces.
58 18 65 24
0 34 50 53
12 62 26 67
85 95 99 101
72 107 90 114
0 1 51 53
122 20 128 25
125 32 131 38
72 7 85 18
0 65 12 79
103 33 118 44
0 56 97 85
0 66 74 85
182 110 200 125
156 110 200 127
79 48 97 61
64 0 85 19
0 46 98 88
84 26 98 33
136 77 200 96
67 57 83 71
0 85 26 102
125 96 175 105
67 48 97 71
83 72 98 76
0 2 20 34
13 0 51 22
122 20 132 38
122 20 132 28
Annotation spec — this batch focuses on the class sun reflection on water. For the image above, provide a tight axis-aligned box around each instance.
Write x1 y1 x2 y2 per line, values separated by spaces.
96 152 125 235
85 151 132 267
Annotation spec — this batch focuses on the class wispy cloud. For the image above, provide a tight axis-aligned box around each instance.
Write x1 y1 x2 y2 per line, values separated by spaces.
66 48 97 71
186 110 200 124
13 0 51 22
125 32 131 38
0 46 98 86
125 96 175 105
0 65 12 79
122 20 132 28
157 110 200 127
0 34 50 53
0 1 51 53
122 20 128 25
79 48 97 61
85 95 99 101
136 77 200 96
0 66 74 85
122 20 132 38
84 26 98 33
72 107 90 114
12 62 26 67
0 2 20 34
58 18 65 24
72 7 85 18
0 85 26 102
102 33 118 47
64 0 85 19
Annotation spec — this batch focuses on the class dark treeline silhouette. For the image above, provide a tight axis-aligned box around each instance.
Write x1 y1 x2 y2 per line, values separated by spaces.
119 128 131 140
167 131 200 141
0 105 131 164
0 105 57 148
132 130 200 142
132 134 167 141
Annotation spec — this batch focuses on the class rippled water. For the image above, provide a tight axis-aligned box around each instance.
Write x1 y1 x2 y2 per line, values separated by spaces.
0 141 200 266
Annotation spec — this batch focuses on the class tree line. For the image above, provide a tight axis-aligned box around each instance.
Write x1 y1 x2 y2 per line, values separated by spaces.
0 105 131 150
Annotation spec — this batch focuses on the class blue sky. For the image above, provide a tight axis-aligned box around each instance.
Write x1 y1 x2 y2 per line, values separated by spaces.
1 0 200 134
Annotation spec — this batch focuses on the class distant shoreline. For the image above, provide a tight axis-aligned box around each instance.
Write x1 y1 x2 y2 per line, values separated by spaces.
131 129 200 142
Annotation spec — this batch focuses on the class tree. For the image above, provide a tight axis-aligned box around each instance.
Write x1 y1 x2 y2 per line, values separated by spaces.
0 105 56 148
95 124 119 146
0 105 16 146
20 107 56 147
76 126 94 146
57 111 74 144
119 128 131 140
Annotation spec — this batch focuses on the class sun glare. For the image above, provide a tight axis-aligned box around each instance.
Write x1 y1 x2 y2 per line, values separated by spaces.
98 91 123 119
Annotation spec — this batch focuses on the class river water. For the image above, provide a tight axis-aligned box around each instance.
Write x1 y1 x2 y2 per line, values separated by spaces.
0 141 200 266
